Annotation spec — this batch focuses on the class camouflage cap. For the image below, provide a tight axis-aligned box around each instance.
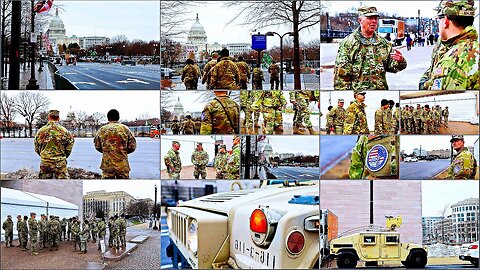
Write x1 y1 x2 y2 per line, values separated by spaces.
172 140 180 145
338 99 345 102
234 135 240 140
354 90 367 96
435 0 476 17
358 6 379 17
30 212 36 216
48 110 60 117
219 144 226 149
196 142 203 146
450 135 464 142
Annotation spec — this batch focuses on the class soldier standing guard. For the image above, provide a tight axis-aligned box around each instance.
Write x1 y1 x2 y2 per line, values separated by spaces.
20 216 29 250
38 214 46 249
334 6 407 90
191 142 209 179
2 215 14 247
200 91 240 134
374 99 391 134
327 99 346 135
443 106 450 126
448 135 477 179
254 91 286 135
214 144 228 179
34 109 75 179
94 109 137 179
164 141 182 179
343 91 369 134
28 213 39 255
209 48 240 90
79 220 89 254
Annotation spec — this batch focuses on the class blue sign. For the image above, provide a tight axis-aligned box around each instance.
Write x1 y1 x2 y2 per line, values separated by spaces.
366 144 389 172
251 34 267 51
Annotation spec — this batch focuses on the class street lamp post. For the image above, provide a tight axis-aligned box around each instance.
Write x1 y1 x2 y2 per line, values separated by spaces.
153 184 158 230
26 0 38 89
266 31 294 90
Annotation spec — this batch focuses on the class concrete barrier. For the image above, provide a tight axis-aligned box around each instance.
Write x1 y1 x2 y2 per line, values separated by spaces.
48 61 78 90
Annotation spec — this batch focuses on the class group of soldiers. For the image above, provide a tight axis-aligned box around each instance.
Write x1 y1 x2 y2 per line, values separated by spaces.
182 48 282 91
334 1 479 90
164 136 240 179
241 90 319 134
2 213 128 255
34 109 136 179
401 104 449 134
170 116 202 134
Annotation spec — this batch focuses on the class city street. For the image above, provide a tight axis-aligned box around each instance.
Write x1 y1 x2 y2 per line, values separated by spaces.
56 63 161 90
400 159 451 180
0 137 160 179
268 166 319 179
168 72 319 90
320 44 435 90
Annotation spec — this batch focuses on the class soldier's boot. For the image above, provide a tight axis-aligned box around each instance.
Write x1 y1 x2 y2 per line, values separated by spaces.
308 127 318 135
293 124 302 134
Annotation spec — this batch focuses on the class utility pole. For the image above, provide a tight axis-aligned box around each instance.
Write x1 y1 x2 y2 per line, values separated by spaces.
26 0 39 89
8 1 21 90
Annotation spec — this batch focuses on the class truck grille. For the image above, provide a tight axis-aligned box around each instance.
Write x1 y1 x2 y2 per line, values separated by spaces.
171 211 188 246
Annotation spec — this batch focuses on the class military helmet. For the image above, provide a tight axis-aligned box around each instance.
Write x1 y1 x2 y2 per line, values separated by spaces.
435 0 476 17
450 135 464 142
358 6 379 17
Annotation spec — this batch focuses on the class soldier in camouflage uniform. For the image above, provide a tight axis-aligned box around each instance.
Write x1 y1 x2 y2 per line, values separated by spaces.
97 218 106 251
241 90 260 133
71 218 80 251
2 215 14 247
181 115 195 134
443 106 449 126
268 61 280 90
214 144 228 179
79 220 89 254
48 215 60 250
225 136 240 179
20 216 28 250
413 104 424 134
28 213 39 255
202 53 219 89
408 106 416 134
200 91 240 134
164 141 182 179
334 6 407 90
209 49 240 90
343 91 369 134
116 214 127 249
182 58 200 90
66 218 71 241
374 99 390 134
328 99 346 134
194 118 201 135
34 110 75 179
254 91 286 134
290 91 318 134
236 56 251 90
434 105 442 133
349 135 399 179
393 103 400 134
91 219 98 243
448 135 477 179
423 105 435 134
171 120 180 135
94 109 137 179
108 217 115 248
420 0 478 90
252 64 265 90
37 214 46 249
60 217 67 241
191 142 209 179
325 106 334 134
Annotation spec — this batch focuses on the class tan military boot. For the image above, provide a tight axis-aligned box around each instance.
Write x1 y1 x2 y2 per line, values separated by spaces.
293 124 302 134
308 127 318 135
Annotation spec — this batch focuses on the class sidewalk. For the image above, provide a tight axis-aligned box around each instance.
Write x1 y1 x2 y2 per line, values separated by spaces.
161 165 217 179
3 63 54 90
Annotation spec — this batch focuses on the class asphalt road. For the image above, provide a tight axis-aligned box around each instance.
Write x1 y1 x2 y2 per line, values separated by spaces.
400 159 451 180
269 166 319 179
320 136 358 174
56 62 161 90
0 137 160 179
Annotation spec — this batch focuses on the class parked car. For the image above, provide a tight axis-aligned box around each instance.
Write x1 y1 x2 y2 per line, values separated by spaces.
459 241 479 267
404 157 418 162
121 59 136 66
161 68 176 78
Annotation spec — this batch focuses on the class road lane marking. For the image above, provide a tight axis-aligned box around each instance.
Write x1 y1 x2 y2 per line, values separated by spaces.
116 78 150 84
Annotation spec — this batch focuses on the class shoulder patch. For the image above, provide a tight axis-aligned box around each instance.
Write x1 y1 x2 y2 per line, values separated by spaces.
366 144 389 172
453 165 462 175
432 78 443 90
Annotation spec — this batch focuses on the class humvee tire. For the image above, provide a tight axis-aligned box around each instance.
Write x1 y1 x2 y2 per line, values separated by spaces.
337 251 358 268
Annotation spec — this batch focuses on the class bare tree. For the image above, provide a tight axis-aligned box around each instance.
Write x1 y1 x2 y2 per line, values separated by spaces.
111 34 129 44
13 92 50 137
0 91 16 135
75 110 87 130
1 0 12 80
126 200 151 217
34 110 48 129
160 1 195 37
224 1 320 90
91 112 106 131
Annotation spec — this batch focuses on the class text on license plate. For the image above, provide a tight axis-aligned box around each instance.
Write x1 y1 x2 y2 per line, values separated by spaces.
234 239 276 268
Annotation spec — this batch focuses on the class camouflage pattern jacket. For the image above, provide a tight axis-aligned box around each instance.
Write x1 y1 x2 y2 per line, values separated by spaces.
374 108 390 134
328 106 346 127
200 96 239 134
34 121 75 164
214 152 228 174
28 218 38 239
343 100 369 134
226 144 240 179
334 27 407 90
236 61 251 83
191 149 209 167
94 122 137 172
209 57 240 89
202 59 217 85
420 26 479 90
182 64 200 83
164 148 182 174
448 147 477 179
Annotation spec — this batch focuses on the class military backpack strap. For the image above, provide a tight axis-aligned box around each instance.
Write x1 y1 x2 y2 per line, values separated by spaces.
214 97 238 134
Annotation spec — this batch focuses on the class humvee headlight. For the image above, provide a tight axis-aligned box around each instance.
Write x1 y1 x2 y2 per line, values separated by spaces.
187 219 198 255
286 230 305 255
249 207 282 247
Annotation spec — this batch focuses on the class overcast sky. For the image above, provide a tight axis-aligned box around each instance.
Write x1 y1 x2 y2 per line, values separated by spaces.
40 1 160 41
422 181 479 217
266 136 319 155
401 135 479 153
321 0 480 18
166 1 320 49
83 180 161 201
5 91 160 122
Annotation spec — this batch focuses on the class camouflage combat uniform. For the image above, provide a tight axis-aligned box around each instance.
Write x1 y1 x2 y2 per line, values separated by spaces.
182 63 200 90
19 219 28 250
97 220 106 250
443 108 449 125
290 91 314 129
328 106 346 134
194 120 201 134
28 217 38 255
71 221 80 250
343 100 369 134
34 121 75 179
236 61 251 89
334 27 407 90
191 149 209 179
47 217 60 250
80 222 89 253
94 121 137 179
268 63 280 90
2 217 13 247
200 94 239 134
252 67 264 90
171 121 180 134
423 109 434 134
448 147 477 179
374 108 390 134
241 90 260 131
225 143 240 179
202 59 218 89
108 219 115 248
164 148 182 179
413 106 424 134
181 118 195 134
255 91 286 134
209 56 240 89
393 107 400 134
60 218 67 241
115 217 126 248
214 151 228 179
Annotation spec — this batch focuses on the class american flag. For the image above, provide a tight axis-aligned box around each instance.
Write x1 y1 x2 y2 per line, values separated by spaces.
368 146 385 166
34 0 53 14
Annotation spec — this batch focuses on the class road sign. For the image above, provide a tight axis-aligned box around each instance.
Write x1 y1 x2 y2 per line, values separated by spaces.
30 33 38 43
251 34 267 51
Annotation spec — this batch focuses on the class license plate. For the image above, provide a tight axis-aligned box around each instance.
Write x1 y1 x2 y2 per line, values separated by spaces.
234 239 276 268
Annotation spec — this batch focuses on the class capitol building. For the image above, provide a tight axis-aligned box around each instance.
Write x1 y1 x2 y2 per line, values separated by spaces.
181 14 252 62
44 8 110 54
